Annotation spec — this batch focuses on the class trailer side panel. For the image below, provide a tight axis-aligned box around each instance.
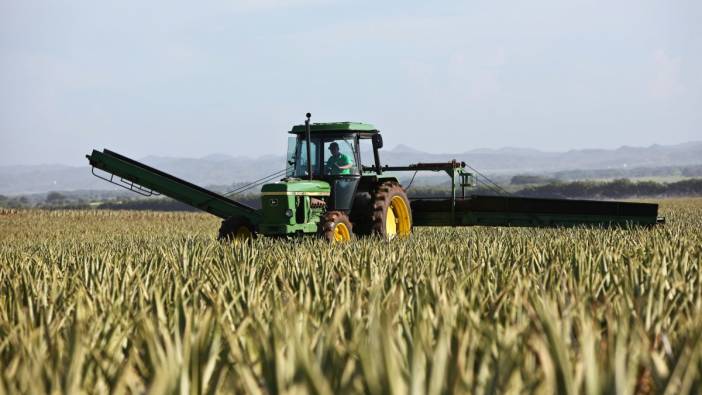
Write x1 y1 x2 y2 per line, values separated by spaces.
411 195 659 227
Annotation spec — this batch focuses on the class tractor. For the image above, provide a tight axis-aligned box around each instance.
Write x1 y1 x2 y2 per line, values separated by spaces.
86 113 662 242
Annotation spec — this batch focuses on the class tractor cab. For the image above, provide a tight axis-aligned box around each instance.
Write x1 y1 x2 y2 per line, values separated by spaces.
257 115 400 238
286 120 383 212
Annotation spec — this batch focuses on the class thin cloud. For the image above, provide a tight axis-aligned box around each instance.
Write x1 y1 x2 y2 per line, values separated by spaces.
650 49 684 99
225 0 338 11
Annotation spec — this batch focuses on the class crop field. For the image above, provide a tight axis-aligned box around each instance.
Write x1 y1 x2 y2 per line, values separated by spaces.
1 199 701 394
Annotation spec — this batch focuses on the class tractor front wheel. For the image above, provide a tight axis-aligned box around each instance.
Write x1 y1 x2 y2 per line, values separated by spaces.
218 216 256 242
371 181 412 240
320 211 353 243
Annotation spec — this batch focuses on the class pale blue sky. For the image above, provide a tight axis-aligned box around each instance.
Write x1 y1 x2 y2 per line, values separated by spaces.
1 0 700 166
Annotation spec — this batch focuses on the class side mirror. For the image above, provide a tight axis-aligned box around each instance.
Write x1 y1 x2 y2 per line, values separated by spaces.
372 134 383 149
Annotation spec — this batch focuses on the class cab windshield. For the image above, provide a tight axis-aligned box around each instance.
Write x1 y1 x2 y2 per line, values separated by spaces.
287 136 359 177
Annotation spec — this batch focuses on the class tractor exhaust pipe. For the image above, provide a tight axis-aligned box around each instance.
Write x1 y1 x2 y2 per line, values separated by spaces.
305 112 313 180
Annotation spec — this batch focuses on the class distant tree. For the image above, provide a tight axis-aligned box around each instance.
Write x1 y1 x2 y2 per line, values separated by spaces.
3 196 30 208
510 175 559 185
668 179 702 195
46 192 66 203
682 166 702 177
517 178 702 199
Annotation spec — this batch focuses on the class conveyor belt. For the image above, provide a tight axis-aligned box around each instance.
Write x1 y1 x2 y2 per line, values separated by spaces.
87 149 260 220
102 150 254 211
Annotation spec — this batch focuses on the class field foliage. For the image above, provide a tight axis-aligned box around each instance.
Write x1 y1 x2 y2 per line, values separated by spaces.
1 199 701 394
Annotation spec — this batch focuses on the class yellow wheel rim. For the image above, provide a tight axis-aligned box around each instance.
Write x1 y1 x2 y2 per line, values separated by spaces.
333 222 351 242
386 196 411 239
386 203 397 237
234 226 252 240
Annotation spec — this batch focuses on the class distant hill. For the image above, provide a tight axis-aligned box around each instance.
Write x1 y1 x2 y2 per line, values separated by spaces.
1 141 701 195
380 141 702 172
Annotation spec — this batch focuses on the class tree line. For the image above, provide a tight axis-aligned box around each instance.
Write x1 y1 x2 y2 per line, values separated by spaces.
2 178 701 211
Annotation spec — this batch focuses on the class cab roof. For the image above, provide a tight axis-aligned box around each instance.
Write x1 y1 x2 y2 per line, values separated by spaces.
289 122 378 134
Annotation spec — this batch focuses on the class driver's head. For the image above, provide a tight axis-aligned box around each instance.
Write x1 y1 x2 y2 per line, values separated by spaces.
329 142 340 155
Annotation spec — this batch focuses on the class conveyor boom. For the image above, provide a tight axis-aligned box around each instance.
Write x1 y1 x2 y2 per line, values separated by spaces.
86 149 261 221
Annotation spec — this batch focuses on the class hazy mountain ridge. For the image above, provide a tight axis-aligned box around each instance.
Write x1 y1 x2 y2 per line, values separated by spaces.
382 141 702 173
1 141 701 195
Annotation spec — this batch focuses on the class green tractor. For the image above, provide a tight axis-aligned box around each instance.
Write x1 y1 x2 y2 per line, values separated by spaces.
86 113 662 242
254 113 412 241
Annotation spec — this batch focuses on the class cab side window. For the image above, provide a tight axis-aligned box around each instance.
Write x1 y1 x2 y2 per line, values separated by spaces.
323 138 358 176
358 138 374 170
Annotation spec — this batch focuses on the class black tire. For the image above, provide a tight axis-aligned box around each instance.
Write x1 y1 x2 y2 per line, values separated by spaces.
319 211 354 242
218 216 256 241
370 181 412 239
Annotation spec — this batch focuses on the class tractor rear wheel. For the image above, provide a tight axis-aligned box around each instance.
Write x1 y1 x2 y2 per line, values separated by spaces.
218 216 256 241
319 211 353 242
371 181 412 240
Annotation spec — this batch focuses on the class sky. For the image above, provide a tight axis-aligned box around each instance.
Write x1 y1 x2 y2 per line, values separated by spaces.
1 0 700 166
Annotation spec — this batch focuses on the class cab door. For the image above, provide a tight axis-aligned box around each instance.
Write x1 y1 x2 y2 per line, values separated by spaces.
322 136 361 212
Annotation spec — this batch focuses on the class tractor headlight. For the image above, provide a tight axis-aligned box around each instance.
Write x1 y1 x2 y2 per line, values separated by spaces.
284 208 294 217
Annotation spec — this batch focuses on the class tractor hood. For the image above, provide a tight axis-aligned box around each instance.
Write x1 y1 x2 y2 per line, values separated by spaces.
261 179 330 196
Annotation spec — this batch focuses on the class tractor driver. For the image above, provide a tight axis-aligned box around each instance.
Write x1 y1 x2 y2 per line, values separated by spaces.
326 142 353 175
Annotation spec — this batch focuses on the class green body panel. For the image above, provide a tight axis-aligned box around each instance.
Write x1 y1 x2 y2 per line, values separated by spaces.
87 150 262 223
289 122 378 134
258 221 321 236
261 180 330 194
260 179 330 235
